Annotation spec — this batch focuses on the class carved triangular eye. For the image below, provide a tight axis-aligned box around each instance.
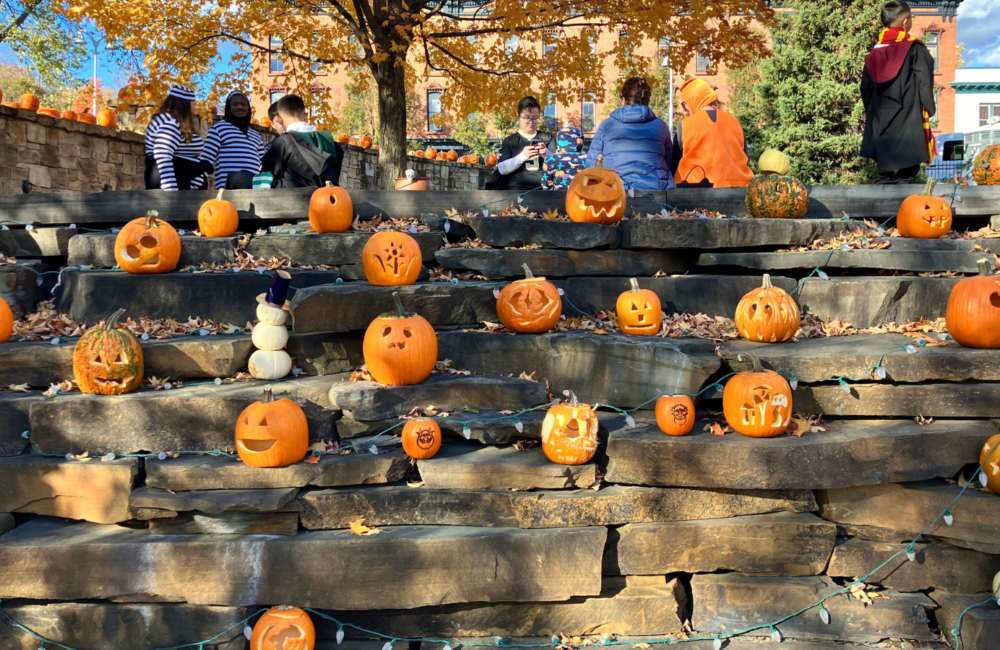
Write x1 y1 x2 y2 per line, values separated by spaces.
403 328 413 338
115 351 129 365
586 177 601 186
605 179 617 187
241 417 249 426
90 351 104 366
630 303 639 312
381 326 392 337
258 417 268 426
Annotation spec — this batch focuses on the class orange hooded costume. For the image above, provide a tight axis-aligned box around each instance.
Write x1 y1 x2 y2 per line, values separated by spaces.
673 79 754 188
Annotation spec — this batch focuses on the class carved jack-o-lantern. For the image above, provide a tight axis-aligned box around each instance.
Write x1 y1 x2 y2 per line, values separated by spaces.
980 433 1000 495
655 394 695 436
308 183 354 233
734 274 801 343
496 264 562 334
250 606 315 650
73 308 144 395
402 418 442 459
723 352 792 438
946 258 1000 349
616 277 662 335
897 179 952 239
235 387 309 467
565 154 627 225
541 390 599 465
362 292 438 386
114 211 181 274
362 231 423 286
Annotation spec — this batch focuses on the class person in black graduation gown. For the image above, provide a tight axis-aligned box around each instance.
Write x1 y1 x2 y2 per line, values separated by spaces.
861 1 937 185
492 96 555 191
259 94 344 188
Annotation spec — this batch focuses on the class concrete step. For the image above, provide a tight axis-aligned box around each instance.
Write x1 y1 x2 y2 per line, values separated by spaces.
697 249 984 273
129 484 300 515
0 392 37 456
335 408 546 443
436 248 688 278
0 226 76 257
416 441 597 490
794 382 1000 417
797 276 960 327
245 231 443 266
622 218 866 250
68 232 237 268
0 261 41 317
467 216 622 249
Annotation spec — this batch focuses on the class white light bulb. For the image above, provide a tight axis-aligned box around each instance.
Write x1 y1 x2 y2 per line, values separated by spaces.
980 472 989 487
905 345 917 354
289 229 297 235
906 549 916 562
493 288 501 299
25 224 33 231
103 453 115 461
790 379 798 391
877 367 887 379
514 420 524 433
462 426 472 440
628 188 635 198
517 195 524 203
214 377 223 385
244 626 253 640
557 288 565 295
944 511 954 526
820 607 830 624
841 382 851 394
818 271 829 281
771 628 783 643
51 337 60 345
336 630 345 644
21 431 29 439
625 415 636 428
483 209 489 218
141 333 150 341
383 642 394 650
157 452 168 460
713 638 722 650
443 220 451 233
369 444 379 455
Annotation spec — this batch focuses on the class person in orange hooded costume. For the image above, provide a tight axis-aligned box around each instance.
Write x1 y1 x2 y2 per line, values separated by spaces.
671 79 754 188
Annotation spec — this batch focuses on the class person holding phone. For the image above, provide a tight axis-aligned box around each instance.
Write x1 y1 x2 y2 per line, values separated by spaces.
491 96 555 191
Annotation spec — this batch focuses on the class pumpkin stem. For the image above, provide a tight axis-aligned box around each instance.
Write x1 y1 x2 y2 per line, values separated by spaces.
391 291 406 317
215 189 224 202
735 351 763 373
562 389 579 407
922 177 937 196
595 154 604 170
629 277 640 293
104 308 126 330
522 263 535 279
761 274 773 290
976 258 993 276
324 180 334 187
144 211 159 229
261 387 274 403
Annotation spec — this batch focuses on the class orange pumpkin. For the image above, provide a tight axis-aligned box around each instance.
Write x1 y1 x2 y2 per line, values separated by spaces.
96 109 117 128
260 116 272 129
337 133 350 143
18 94 39 111
37 107 60 118
309 183 354 233
655 395 695 436
541 390 599 465
897 178 952 239
616 277 661 335
61 110 78 121
565 154 626 225
72 309 143 395
485 153 498 166
1 101 19 108
348 138 358 146
197 189 239 237
362 231 422 286
468 153 480 165
723 352 792 438
360 135 373 148
78 112 97 124
734 274 801 343
445 150 458 162
496 264 562 334
250 606 316 650
424 147 438 159
362 292 438 386
946 258 1000 348
0 296 13 343
236 387 309 467
980 433 1000 495
114 211 181 274
458 155 470 164
745 175 809 219
414 150 425 158
373 145 380 151
402 418 442 459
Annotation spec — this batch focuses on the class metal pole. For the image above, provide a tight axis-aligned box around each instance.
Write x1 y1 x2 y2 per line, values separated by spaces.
668 63 674 135
93 48 98 116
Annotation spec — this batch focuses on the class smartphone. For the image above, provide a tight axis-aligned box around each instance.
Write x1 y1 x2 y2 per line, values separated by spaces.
524 142 543 172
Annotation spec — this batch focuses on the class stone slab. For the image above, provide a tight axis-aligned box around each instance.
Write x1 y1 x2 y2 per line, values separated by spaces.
0 456 138 524
421 213 476 241
0 518 607 609
148 511 299 535
605 512 836 576
0 513 12 536
55 269 340 325
0 392 35 456
797 277 961 328
934 591 1000 650
435 248 687 278
794 382 1000 417
690 573 937 642
145 449 409 491
335 409 546 443
622 218 867 250
467 216 622 249
28 376 335 455
697 249 983 273
438 331 720 408
329 374 547 421
0 262 39 317
417 442 597 490
827 538 1000 593
67 232 237 268
818 480 1000 550
0 227 76 257
338 263 431 283
0 602 248 650
0 334 253 387
287 332 365 376
604 419 993 490
246 231 443 266
129 485 299 514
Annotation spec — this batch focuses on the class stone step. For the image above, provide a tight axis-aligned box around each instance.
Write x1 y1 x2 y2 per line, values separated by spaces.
438 331 720 408
0 514 12 536
435 248 687 278
622 218 867 250
0 334 253 387
0 261 41 317
827 537 1000 593
149 512 300 536
55 268 340 324
0 602 248 650
67 232 237 268
697 249 984 273
0 226 76 257
818 480 1000 552
0 517 607 609
321 641 945 650
297 484 817 530
605 512 836 576
794 382 1000 417
28 375 336 455
335 409 546 443
286 331 365 376
797 277 960 328
129 484 299 514
604 419 994 490
690 573 938 642
420 213 477 240
245 231 444 266
466 216 622 249
0 392 36 456
0 455 138 524
934 591 1000 649
416 441 597 490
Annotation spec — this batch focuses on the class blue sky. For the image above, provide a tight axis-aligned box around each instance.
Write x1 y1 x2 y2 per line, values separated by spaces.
957 0 1000 67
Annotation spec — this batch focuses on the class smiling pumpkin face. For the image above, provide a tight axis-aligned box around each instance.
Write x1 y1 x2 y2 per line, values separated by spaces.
250 606 316 650
362 292 438 386
114 212 181 274
566 155 626 225
73 309 143 395
616 278 662 335
235 388 309 467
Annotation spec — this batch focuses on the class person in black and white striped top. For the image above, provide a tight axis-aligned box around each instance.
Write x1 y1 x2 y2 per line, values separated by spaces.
200 91 264 189
144 85 213 191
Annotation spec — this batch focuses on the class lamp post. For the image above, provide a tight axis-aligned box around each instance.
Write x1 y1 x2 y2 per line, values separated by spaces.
73 32 107 117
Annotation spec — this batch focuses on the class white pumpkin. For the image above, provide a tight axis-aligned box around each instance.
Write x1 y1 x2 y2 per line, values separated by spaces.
993 570 1000 599
256 302 289 326
248 349 292 379
252 323 289 351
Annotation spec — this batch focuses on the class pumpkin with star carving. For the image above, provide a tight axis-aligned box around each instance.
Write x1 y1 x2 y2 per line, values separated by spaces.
362 231 422 286
981 434 1000 495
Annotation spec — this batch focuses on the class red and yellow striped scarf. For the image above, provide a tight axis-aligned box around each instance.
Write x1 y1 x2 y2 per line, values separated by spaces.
877 28 936 163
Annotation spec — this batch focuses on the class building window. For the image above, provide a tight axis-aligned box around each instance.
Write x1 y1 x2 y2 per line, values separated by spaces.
980 103 1000 127
427 90 443 132
269 36 284 73
543 32 557 56
269 90 286 104
505 35 519 53
544 95 557 131
582 93 595 132
924 33 940 73
467 35 480 62
696 50 713 75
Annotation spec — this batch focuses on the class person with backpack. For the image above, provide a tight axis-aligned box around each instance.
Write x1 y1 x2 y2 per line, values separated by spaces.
258 94 343 188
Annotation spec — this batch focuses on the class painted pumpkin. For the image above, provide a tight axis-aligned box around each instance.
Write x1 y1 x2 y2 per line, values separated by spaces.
61 110 78 121
18 94 39 111
496 264 562 334
424 147 438 160
746 175 808 219
656 395 695 436
73 309 143 395
402 418 442 459
485 153 498 166
566 154 626 225
468 154 480 165
981 433 1000 496
972 145 1000 186
250 606 315 650
723 352 793 438
97 109 117 128
616 277 661 335
37 107 60 118
248 350 292 380
897 178 952 238
360 135 373 148
735 274 801 343
0 296 13 343
337 133 350 143
362 292 437 386
236 388 308 467
308 183 354 233
114 211 181 274
758 149 791 176
198 189 239 237
946 258 1000 348
362 231 422 286
541 390 599 465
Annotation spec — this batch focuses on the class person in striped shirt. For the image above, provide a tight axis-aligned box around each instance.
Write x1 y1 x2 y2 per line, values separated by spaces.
144 85 212 191
201 91 264 190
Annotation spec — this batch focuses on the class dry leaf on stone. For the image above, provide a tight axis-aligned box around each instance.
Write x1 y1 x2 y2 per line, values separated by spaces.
706 422 729 436
349 518 382 536
542 208 560 220
43 379 77 396
512 440 539 452
850 584 874 607
7 383 30 392
303 454 321 464
915 415 934 425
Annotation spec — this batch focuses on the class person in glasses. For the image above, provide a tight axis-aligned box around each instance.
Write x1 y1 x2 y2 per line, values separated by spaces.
491 96 555 191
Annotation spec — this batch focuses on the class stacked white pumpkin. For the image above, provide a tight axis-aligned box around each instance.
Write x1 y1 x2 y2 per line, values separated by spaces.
249 302 292 379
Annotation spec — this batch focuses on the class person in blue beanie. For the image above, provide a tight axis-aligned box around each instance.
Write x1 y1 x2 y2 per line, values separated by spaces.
541 126 586 190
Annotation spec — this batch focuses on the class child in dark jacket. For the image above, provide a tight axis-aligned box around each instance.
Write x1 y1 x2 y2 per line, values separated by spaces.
541 126 586 190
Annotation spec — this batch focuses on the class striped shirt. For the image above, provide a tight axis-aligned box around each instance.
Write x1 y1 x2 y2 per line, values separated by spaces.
200 121 265 188
144 113 206 191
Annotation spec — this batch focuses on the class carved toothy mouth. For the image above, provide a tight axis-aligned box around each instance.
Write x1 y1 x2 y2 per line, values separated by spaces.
93 376 135 389
238 439 276 453
577 196 624 218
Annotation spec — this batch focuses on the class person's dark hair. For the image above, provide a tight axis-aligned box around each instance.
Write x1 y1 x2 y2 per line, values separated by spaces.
276 94 307 119
881 1 911 27
156 95 196 143
517 96 541 116
621 77 652 106
267 102 279 121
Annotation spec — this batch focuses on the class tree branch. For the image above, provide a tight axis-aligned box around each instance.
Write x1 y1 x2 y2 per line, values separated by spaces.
0 0 44 44
428 18 605 39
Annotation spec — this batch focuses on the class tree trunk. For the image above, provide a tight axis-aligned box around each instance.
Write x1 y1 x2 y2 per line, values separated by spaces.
372 62 407 189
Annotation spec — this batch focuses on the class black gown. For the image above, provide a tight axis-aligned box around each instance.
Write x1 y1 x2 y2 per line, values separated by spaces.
260 132 344 188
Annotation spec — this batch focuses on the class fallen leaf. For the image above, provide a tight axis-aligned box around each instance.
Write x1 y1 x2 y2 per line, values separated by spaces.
915 415 934 425
512 440 540 452
349 517 382 536
304 454 321 464
542 208 560 220
706 421 729 436
850 583 874 607
7 383 29 392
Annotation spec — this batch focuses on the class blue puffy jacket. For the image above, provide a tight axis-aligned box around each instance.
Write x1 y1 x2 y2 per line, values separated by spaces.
585 105 675 190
